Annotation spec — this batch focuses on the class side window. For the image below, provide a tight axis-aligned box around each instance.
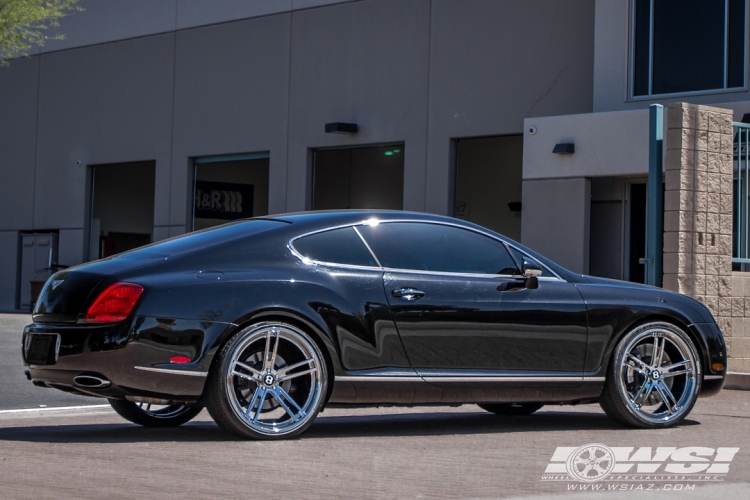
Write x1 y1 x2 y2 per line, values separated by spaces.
508 246 553 278
293 227 377 267
358 222 519 275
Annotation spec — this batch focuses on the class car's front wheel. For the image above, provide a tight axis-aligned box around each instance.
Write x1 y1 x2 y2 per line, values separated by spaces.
108 399 203 427
599 321 701 428
206 321 327 440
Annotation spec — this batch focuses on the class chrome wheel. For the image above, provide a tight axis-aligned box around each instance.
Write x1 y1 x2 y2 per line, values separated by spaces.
218 322 325 438
604 322 701 427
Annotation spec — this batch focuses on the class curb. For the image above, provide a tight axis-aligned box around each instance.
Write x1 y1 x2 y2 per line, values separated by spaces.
724 372 750 391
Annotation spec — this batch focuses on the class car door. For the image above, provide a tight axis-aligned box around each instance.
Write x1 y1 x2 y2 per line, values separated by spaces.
290 225 413 372
357 221 588 384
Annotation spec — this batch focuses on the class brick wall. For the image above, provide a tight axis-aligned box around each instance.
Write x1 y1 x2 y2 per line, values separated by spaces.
662 102 742 371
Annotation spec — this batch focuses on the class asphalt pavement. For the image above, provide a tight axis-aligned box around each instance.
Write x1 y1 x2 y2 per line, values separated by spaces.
0 314 748 499
0 314 100 410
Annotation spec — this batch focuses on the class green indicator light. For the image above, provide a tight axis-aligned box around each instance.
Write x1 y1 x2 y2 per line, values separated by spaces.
393 149 401 153
385 151 393 155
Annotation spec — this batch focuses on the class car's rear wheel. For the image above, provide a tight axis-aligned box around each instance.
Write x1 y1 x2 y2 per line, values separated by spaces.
206 321 327 440
599 321 701 428
108 399 203 427
478 403 543 416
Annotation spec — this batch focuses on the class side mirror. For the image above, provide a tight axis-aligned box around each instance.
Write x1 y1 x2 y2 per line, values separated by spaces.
522 257 542 290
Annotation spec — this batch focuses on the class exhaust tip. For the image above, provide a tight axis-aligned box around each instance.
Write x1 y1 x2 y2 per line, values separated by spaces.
73 374 111 389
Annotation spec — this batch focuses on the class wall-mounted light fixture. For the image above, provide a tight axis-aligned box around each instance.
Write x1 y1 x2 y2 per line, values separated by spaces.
552 143 575 154
325 122 358 134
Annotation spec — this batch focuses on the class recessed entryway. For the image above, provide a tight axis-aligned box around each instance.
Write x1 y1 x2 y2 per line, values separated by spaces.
89 161 156 259
312 144 404 210
453 135 523 241
192 153 269 230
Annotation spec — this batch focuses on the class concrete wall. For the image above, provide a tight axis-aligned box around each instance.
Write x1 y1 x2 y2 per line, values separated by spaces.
521 178 591 274
38 0 356 53
426 0 595 214
286 0 431 212
0 0 596 310
171 13 291 222
523 109 650 180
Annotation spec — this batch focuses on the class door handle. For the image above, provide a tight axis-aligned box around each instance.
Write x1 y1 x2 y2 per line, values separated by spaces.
392 288 425 300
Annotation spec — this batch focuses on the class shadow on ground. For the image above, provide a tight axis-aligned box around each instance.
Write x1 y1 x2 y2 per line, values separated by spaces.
0 410 698 444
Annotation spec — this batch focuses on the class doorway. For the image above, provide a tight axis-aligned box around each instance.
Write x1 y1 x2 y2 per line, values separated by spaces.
18 232 59 310
626 182 648 283
90 161 156 259
453 135 523 241
589 177 625 280
192 153 269 230
312 144 404 210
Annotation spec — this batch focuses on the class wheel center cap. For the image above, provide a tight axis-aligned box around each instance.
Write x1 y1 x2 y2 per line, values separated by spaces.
264 374 275 386
651 370 661 380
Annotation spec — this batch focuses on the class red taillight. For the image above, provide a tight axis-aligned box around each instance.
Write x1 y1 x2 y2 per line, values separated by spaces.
85 283 144 323
170 356 192 364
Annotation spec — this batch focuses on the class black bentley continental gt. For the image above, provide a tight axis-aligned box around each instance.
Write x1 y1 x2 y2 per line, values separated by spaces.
23 211 726 439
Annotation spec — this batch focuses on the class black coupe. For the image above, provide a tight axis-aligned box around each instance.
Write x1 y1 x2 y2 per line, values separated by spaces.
23 211 727 439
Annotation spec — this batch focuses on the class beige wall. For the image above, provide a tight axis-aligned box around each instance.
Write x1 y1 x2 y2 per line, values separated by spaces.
523 109 650 180
521 178 591 274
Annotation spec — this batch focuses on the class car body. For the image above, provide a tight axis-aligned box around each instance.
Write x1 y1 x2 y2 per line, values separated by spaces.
23 211 727 438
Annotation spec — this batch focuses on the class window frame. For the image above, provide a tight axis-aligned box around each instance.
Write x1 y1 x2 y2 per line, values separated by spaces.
288 220 563 281
628 0 749 100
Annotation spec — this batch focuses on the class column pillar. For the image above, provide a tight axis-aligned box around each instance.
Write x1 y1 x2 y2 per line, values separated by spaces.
663 103 734 338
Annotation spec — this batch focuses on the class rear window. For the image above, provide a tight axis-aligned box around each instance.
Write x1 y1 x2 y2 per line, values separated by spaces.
293 227 378 267
119 219 287 258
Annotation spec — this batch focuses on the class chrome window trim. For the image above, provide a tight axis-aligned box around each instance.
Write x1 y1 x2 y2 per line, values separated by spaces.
381 266 562 281
287 223 383 271
352 225 382 267
288 218 565 281
134 366 208 377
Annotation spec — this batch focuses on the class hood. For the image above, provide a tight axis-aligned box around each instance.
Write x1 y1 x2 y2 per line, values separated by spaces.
581 275 717 324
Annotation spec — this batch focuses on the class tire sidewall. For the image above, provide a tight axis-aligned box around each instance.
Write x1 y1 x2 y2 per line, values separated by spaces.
209 321 328 440
609 321 702 428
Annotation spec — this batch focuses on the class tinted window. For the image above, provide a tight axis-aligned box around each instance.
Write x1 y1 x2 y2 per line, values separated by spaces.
358 222 519 275
120 219 286 258
293 227 377 267
633 0 746 96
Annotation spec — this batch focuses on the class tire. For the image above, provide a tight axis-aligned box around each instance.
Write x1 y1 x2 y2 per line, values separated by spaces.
599 321 701 428
478 403 543 416
108 399 203 427
206 321 328 440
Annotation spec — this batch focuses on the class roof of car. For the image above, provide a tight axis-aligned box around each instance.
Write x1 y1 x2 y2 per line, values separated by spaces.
264 210 453 226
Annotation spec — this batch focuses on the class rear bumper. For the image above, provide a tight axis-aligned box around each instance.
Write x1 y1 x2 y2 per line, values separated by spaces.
23 316 234 401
